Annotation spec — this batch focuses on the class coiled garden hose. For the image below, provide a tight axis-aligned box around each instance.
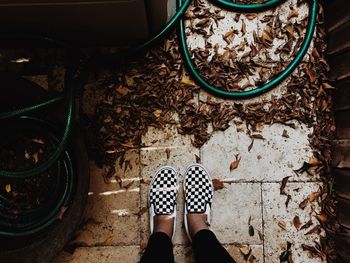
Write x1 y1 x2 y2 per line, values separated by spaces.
178 0 318 99
0 0 318 237
0 48 86 236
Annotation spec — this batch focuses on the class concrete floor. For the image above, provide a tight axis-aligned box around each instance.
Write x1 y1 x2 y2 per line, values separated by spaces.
54 0 326 262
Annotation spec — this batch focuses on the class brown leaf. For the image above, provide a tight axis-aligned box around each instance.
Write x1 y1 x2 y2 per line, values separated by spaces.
245 14 257 20
57 206 68 220
229 155 241 171
285 194 292 208
300 219 313 230
316 214 328 223
239 245 251 256
280 176 290 195
293 216 301 230
165 148 171 159
241 20 247 34
251 134 265 140
248 225 255 236
153 109 162 118
282 129 289 138
262 28 273 46
115 85 130 95
212 179 225 191
294 162 311 174
308 156 319 166
288 10 299 19
299 198 309 209
32 138 45 145
123 181 134 190
308 192 320 202
5 184 11 193
250 44 258 57
278 221 287 230
305 225 321 235
195 154 201 163
134 207 148 217
301 244 322 258
248 139 254 152
181 77 196 87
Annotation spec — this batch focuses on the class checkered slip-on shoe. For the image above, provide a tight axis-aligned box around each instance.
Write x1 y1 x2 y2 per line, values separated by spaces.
149 166 179 239
184 164 214 241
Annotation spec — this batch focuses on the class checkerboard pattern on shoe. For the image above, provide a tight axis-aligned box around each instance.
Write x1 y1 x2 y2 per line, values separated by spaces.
149 167 179 215
184 165 213 213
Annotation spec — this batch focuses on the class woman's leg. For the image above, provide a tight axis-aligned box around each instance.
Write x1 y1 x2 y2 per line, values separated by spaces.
192 229 236 263
140 231 174 263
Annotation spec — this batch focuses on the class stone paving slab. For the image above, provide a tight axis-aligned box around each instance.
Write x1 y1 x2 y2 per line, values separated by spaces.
262 182 325 263
201 120 316 183
74 150 141 246
211 183 263 245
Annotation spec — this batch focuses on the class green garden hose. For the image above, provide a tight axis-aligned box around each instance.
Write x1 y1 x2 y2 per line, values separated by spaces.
0 49 84 237
211 0 285 11
178 0 318 99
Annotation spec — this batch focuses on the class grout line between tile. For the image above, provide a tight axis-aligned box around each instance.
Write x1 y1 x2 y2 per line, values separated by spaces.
219 180 322 184
138 149 143 257
260 183 266 263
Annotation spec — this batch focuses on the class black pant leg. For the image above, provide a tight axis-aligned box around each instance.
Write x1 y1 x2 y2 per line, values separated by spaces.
140 232 175 263
192 229 236 263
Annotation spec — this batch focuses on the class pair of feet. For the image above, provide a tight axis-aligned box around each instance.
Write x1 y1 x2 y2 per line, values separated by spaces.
148 164 213 241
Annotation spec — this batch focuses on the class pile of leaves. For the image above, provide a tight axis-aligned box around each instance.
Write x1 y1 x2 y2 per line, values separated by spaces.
80 0 337 261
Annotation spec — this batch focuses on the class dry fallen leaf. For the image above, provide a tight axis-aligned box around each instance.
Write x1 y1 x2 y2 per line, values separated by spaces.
293 216 301 230
57 206 68 220
32 152 39 164
32 138 45 144
134 207 148 217
251 134 265 140
278 221 287 230
282 129 289 138
308 192 320 202
153 109 162 118
165 148 171 159
248 139 254 152
308 156 319 166
229 155 241 171
316 214 328 223
123 181 134 190
305 225 321 235
249 225 255 236
239 245 251 256
299 198 309 209
181 77 196 87
300 219 313 231
115 85 130 95
280 176 290 195
262 28 273 46
241 20 247 34
285 194 292 208
102 236 114 246
212 179 225 191
5 184 11 193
